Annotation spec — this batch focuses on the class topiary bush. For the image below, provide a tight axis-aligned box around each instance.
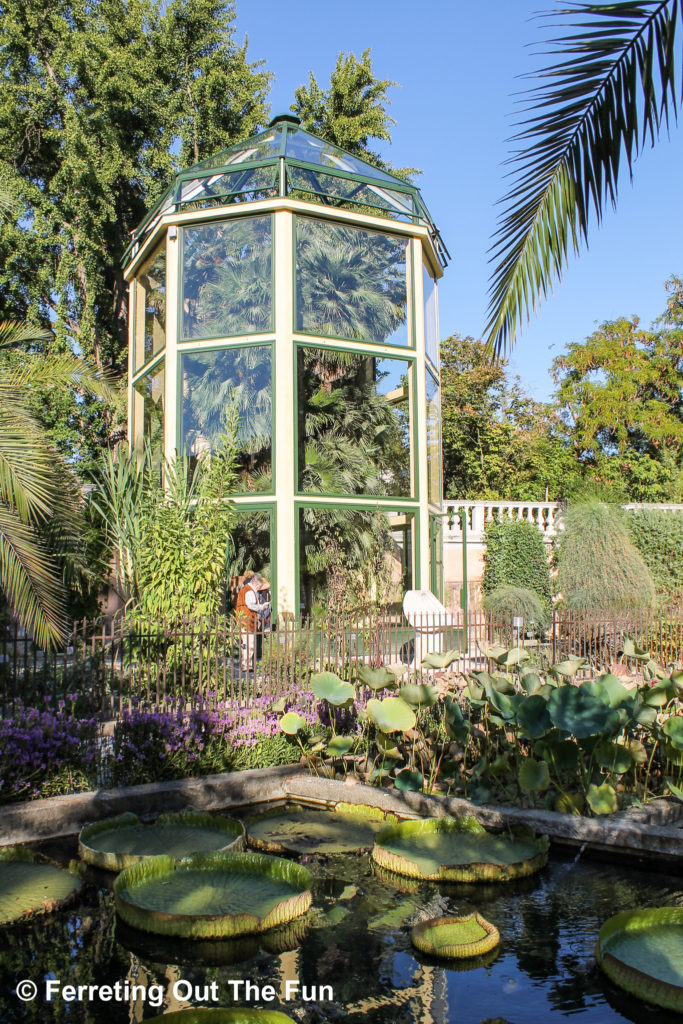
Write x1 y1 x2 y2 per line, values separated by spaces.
482 518 552 613
556 501 655 613
482 585 550 633
626 510 683 600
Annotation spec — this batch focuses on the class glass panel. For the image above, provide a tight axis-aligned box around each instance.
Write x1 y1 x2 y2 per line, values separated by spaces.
296 217 408 346
190 131 281 171
426 368 441 506
133 362 165 463
182 215 272 340
134 243 166 370
180 345 272 492
297 348 412 497
227 508 273 588
287 166 413 220
298 506 414 618
423 262 439 368
179 166 275 207
285 129 400 183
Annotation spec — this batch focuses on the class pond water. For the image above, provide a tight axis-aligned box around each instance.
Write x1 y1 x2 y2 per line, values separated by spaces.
1 828 681 1024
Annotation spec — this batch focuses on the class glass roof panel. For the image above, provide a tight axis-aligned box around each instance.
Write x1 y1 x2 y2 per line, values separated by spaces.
179 166 276 205
287 166 415 220
187 131 281 172
284 129 403 184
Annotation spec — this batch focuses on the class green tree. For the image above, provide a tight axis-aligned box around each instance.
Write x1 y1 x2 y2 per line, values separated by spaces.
486 1 683 353
0 0 270 463
441 333 580 499
291 49 417 179
553 276 683 501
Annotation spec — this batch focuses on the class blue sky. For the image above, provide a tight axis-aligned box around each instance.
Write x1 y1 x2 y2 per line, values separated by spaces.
236 0 683 401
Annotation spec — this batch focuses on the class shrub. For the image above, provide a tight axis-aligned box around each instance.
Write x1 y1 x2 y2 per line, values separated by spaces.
482 518 552 612
627 510 683 599
482 585 550 632
556 501 655 613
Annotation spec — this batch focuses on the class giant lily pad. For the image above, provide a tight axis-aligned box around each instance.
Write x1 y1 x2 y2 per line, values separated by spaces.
596 906 683 1013
411 912 500 959
372 817 548 882
356 665 398 691
0 848 82 925
113 851 311 938
245 803 397 855
148 1011 296 1023
79 812 244 872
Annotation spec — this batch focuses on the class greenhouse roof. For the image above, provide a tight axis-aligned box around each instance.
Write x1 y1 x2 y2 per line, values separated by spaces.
124 115 448 267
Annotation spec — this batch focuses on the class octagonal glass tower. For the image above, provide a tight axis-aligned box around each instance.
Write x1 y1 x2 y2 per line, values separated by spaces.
124 115 448 617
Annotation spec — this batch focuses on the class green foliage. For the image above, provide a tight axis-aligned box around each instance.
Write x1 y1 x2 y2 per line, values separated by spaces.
486 2 683 353
291 49 417 179
627 510 683 599
552 280 683 502
0 0 271 459
482 585 550 633
482 518 552 614
556 501 656 613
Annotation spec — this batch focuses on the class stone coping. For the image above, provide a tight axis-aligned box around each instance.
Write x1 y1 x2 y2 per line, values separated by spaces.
284 776 683 864
1 765 681 863
0 764 305 847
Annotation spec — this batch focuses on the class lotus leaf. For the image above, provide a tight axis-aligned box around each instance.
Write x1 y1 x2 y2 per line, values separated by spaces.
376 731 401 758
520 672 542 695
596 906 683 1013
671 668 683 691
411 912 500 959
518 757 550 792
486 646 509 663
627 738 648 764
490 673 516 695
662 716 683 750
399 682 439 707
372 817 548 882
643 679 676 707
499 647 530 668
114 851 312 938
547 685 621 738
516 695 551 739
595 741 632 774
394 769 424 792
621 637 649 662
587 674 632 708
0 850 82 925
79 812 244 872
634 702 657 728
270 697 287 714
486 686 516 721
148 1011 296 1023
586 783 618 816
356 665 397 691
551 657 586 677
444 697 468 742
311 672 355 707
554 792 585 815
280 712 306 735
326 735 356 757
466 676 486 702
421 648 461 669
663 741 683 766
367 696 416 734
245 803 396 855
368 766 395 783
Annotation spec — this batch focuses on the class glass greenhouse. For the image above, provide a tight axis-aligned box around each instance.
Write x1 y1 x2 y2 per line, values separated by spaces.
124 115 448 617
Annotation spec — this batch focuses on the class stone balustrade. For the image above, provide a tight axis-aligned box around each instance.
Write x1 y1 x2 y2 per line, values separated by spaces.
443 500 683 545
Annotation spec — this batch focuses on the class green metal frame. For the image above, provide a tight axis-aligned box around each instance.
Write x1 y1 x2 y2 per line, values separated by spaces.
425 364 443 512
175 338 276 497
292 339 420 502
132 238 167 375
131 356 166 449
429 514 444 602
227 500 278 617
177 212 275 344
294 498 420 618
292 214 414 349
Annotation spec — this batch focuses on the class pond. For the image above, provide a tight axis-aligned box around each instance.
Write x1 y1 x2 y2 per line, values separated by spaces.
1 823 681 1024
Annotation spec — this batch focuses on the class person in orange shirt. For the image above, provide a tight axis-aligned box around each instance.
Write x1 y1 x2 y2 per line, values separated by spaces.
235 572 271 672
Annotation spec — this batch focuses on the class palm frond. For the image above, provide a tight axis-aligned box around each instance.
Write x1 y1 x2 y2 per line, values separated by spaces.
0 505 66 648
0 321 52 348
486 1 683 355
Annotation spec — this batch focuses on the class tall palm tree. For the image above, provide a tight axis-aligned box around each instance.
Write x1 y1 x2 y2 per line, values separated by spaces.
486 1 682 355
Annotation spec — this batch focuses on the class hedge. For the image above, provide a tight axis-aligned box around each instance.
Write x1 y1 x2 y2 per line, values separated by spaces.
627 510 683 599
482 518 552 612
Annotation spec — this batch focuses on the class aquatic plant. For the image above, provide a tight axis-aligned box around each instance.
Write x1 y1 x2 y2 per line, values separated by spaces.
596 906 683 1013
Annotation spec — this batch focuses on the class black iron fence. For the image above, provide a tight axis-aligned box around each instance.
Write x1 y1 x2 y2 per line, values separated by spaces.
1 608 681 717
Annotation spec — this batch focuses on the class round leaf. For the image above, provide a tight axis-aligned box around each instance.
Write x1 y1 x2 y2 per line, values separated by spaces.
367 696 416 734
326 735 355 757
421 648 462 670
280 712 306 735
595 740 632 774
662 716 683 750
356 666 397 692
394 769 424 792
311 672 355 707
518 757 550 792
586 783 618 816
399 682 438 708
554 792 584 815
516 694 551 739
548 684 621 738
